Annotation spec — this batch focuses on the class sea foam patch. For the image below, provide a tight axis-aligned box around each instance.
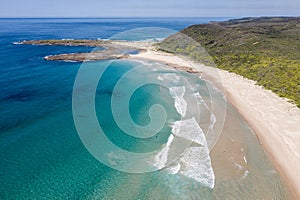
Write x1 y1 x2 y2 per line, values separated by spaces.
151 66 215 188
171 118 206 145
154 118 215 189
177 146 215 188
169 118 215 188
154 134 175 169
169 86 187 117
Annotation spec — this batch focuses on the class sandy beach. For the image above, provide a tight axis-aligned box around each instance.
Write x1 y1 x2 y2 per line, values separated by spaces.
16 38 299 198
115 40 300 199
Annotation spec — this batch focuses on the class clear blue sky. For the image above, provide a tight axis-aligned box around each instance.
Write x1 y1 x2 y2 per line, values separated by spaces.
1 0 299 17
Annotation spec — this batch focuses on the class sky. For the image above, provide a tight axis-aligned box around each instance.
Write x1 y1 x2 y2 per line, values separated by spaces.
0 0 299 18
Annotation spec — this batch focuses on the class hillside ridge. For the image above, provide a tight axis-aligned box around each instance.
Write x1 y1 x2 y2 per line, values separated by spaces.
159 17 300 107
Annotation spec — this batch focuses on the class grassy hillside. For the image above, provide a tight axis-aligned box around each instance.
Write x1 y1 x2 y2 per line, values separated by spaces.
159 17 300 107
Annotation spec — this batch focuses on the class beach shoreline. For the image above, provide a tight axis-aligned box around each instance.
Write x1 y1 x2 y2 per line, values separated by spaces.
17 38 300 198
123 41 300 199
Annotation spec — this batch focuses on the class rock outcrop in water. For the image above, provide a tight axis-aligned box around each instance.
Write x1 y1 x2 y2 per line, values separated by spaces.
19 39 144 62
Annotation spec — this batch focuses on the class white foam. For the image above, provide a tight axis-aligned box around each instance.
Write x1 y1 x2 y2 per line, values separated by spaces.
193 92 205 105
166 163 181 174
243 156 248 164
241 170 249 179
166 118 215 188
169 86 187 117
154 134 174 169
64 60 79 63
135 38 165 42
192 92 217 140
171 118 207 145
177 146 215 188
209 113 216 131
162 73 180 82
233 161 243 170
157 76 163 81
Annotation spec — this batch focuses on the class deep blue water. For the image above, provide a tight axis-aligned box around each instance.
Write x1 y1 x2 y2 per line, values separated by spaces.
0 18 228 199
0 18 290 199
0 18 227 132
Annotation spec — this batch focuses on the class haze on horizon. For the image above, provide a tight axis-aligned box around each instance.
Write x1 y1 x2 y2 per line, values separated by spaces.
1 0 299 18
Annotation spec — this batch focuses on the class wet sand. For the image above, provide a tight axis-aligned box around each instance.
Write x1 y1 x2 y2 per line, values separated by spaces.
19 39 300 198
127 44 300 199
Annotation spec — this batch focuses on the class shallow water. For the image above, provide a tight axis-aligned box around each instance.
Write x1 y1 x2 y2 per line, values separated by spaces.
0 18 290 199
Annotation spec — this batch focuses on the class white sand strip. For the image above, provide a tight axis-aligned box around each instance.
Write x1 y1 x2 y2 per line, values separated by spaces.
126 47 300 199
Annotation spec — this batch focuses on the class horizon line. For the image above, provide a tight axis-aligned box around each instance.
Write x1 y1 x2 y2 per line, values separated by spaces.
0 15 298 19
0 16 232 19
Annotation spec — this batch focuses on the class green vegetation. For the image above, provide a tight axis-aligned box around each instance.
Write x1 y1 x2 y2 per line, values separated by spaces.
159 17 300 107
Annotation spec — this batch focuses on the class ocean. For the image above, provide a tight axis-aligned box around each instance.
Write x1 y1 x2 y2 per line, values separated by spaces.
0 18 290 199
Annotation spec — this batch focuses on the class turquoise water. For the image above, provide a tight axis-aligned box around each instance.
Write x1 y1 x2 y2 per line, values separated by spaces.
0 57 217 198
0 18 290 199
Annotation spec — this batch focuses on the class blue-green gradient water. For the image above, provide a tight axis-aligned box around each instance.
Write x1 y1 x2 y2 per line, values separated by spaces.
0 18 290 199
